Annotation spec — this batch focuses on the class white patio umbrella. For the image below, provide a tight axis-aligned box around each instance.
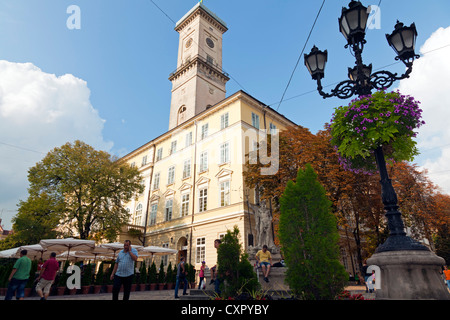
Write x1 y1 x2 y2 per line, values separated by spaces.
140 246 178 262
19 244 51 260
40 238 96 261
98 242 143 259
57 250 111 262
0 247 20 258
141 246 178 256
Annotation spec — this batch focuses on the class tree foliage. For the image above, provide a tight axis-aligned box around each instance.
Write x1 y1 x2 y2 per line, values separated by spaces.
329 90 424 174
14 140 143 242
217 226 259 298
279 164 347 299
243 124 449 270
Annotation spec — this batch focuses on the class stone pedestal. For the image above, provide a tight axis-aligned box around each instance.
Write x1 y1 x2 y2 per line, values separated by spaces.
247 246 289 292
367 250 450 300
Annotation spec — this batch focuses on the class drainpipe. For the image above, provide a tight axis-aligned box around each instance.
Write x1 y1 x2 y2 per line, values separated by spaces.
188 121 199 265
142 143 156 247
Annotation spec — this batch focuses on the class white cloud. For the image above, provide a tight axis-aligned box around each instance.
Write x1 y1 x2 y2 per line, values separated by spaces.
398 26 450 194
0 60 113 229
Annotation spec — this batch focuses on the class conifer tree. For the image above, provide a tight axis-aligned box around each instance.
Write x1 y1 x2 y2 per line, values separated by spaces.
279 164 347 299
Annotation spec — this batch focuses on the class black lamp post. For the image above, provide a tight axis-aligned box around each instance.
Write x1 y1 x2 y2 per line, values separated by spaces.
305 1 427 253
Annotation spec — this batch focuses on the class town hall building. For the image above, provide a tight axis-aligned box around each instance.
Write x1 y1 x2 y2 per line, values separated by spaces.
120 3 297 270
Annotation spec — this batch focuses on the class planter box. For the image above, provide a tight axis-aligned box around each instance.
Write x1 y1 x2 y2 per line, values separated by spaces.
81 286 91 294
139 284 147 291
56 287 66 295
93 285 102 294
158 283 166 290
149 283 157 291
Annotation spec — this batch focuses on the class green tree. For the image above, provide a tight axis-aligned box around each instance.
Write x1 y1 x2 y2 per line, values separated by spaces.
147 262 157 284
217 226 259 298
279 164 347 300
19 140 143 241
5 193 61 248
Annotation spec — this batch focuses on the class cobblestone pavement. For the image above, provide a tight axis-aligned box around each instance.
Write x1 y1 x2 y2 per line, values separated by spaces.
2 284 374 300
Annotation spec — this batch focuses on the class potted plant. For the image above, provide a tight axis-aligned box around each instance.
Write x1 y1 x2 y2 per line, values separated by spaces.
139 261 147 291
81 263 93 294
0 265 7 296
56 260 70 295
186 263 196 289
148 262 157 290
157 260 166 290
165 262 174 290
329 90 424 174
104 261 115 293
24 259 37 297
93 262 104 293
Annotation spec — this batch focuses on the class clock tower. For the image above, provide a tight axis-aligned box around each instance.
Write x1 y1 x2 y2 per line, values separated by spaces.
168 2 230 130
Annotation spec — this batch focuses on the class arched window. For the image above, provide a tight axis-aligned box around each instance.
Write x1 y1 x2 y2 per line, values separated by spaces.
178 106 187 125
134 203 143 226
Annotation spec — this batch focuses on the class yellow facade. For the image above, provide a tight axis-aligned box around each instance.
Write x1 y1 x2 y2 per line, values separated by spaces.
119 3 297 272
121 91 296 271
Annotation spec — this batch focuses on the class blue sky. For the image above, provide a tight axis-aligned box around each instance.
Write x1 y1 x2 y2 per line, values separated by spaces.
1 0 450 229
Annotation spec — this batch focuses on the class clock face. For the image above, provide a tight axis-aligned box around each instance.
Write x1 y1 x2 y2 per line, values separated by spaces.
185 38 193 48
206 38 214 48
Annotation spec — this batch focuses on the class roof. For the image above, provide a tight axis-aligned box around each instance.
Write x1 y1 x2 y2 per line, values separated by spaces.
175 2 227 29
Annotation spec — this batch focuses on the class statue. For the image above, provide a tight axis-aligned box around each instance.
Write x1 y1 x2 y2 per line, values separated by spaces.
249 199 275 249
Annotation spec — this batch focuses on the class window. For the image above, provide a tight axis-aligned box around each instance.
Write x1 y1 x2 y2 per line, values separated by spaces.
162 242 169 266
221 112 229 129
199 188 208 212
181 193 190 217
167 166 175 185
165 199 173 221
196 237 206 263
178 106 187 125
183 159 191 179
252 112 260 130
206 55 214 64
170 141 177 154
156 148 163 161
153 172 160 189
199 151 208 172
219 142 229 164
270 123 277 135
130 162 136 168
134 203 143 226
185 132 192 147
149 204 157 226
220 181 230 207
201 123 209 139
142 155 147 166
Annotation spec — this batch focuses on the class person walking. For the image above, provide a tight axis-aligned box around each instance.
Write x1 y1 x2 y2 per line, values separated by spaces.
35 252 60 300
255 245 272 282
174 256 188 298
443 265 450 291
110 240 138 300
198 261 206 289
5 250 32 300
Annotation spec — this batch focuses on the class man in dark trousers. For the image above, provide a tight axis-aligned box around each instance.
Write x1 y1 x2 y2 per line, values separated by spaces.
110 240 138 300
174 256 188 298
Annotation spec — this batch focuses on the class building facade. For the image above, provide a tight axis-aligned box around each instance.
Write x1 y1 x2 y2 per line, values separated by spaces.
120 3 296 270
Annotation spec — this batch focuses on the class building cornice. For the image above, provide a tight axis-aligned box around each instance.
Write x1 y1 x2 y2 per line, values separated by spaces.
168 55 229 83
175 3 228 34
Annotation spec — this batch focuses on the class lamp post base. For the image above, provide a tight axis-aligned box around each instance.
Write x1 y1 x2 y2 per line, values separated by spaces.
375 235 429 253
367 250 450 300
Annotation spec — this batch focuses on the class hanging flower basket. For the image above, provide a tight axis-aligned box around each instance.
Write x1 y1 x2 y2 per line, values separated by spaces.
329 90 424 174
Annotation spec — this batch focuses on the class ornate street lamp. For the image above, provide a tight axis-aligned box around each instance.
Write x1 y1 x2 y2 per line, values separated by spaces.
305 1 426 253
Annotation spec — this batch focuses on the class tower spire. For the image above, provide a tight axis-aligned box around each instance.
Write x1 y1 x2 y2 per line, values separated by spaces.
168 3 229 130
